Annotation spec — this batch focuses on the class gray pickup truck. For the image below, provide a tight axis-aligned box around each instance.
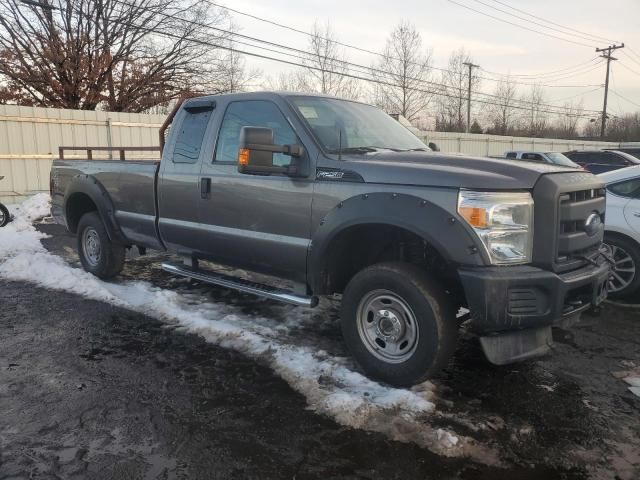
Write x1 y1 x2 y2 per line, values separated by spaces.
50 92 610 386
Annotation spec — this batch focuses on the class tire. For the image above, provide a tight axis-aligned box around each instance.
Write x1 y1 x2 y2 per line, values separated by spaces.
77 211 125 279
604 233 640 300
340 262 458 387
0 203 9 227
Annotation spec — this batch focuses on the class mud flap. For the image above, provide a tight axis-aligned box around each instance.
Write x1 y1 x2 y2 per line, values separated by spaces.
480 326 552 366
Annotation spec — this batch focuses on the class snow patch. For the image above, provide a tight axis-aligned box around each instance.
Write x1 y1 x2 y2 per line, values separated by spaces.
0 194 488 458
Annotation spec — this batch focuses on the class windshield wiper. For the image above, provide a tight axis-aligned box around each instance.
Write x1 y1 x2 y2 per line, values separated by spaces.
330 146 402 154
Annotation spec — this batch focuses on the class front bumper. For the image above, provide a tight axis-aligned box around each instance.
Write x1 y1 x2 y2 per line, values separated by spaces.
458 255 610 335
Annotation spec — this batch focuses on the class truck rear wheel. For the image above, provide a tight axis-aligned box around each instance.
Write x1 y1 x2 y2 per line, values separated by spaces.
77 212 125 279
340 262 457 387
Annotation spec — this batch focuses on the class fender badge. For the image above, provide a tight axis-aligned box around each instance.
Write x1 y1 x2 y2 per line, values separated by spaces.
317 170 345 179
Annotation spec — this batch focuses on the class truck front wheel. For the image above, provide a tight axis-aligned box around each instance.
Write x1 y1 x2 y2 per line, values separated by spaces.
341 262 457 387
77 212 125 279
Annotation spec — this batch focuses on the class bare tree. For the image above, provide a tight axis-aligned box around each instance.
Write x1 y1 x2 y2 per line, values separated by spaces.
602 112 640 141
435 48 479 132
299 21 360 99
371 21 433 122
554 100 584 138
0 0 231 111
487 77 517 135
520 83 547 136
213 27 262 95
264 70 310 92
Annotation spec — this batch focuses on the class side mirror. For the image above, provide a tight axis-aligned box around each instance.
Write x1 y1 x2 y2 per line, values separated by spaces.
237 126 305 176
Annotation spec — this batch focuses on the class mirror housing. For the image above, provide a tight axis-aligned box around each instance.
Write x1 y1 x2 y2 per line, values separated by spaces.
237 127 305 176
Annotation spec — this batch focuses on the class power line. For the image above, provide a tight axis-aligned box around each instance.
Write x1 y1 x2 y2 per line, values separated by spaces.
480 57 599 78
481 62 605 88
484 0 619 44
617 60 640 78
550 85 603 104
609 89 640 109
466 0 604 44
446 0 595 48
619 50 640 69
201 0 601 87
625 46 640 63
103 2 601 117
100 0 603 115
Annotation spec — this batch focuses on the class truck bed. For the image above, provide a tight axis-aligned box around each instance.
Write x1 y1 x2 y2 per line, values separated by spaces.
51 158 162 249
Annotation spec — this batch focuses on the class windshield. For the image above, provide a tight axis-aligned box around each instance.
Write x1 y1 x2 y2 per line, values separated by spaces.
545 152 580 168
289 96 427 154
607 150 640 164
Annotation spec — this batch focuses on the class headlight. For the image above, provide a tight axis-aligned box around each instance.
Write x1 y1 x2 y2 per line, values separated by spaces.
458 190 534 265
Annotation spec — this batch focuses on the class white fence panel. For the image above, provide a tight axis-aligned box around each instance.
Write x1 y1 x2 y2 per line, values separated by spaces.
0 105 630 204
420 131 620 157
0 105 164 203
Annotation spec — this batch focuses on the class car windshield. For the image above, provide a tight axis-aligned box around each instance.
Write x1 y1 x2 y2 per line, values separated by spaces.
545 152 580 167
607 151 640 163
289 96 427 154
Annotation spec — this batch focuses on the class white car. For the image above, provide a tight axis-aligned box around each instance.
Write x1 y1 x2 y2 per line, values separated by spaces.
599 165 640 298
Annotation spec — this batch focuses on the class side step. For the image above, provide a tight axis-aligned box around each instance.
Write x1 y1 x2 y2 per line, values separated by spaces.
161 262 318 308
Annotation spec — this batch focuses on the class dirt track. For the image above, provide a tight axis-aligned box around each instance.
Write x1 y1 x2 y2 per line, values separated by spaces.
0 223 638 479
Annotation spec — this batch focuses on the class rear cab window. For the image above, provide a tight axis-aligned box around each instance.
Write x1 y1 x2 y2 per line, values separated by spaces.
172 106 214 164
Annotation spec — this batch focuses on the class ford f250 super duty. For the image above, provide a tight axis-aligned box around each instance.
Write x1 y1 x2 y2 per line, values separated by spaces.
50 92 611 386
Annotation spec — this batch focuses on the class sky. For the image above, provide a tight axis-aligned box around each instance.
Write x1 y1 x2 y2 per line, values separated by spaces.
226 0 640 118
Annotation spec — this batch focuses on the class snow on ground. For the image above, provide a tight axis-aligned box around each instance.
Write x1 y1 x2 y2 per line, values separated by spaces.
0 195 490 459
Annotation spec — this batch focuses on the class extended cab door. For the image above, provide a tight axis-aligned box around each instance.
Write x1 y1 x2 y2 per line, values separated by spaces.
157 102 216 254
197 97 314 283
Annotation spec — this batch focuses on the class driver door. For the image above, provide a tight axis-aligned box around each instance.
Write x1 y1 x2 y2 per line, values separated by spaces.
197 98 314 283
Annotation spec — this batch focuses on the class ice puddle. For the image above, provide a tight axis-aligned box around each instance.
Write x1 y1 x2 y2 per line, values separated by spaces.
0 194 487 458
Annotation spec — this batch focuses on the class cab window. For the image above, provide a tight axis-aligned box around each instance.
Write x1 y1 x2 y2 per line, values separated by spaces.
215 100 297 166
172 107 213 164
521 153 544 161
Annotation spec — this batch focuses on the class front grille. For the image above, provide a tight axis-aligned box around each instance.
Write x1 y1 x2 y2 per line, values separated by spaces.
532 173 606 273
557 188 605 266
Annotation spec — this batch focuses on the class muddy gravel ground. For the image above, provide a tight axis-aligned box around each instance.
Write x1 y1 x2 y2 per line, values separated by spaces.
0 223 639 479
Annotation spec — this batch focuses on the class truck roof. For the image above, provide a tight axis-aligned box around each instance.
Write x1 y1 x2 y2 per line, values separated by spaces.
182 91 372 107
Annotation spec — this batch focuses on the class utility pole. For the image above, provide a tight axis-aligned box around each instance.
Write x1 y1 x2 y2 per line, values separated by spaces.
463 62 479 133
596 43 624 139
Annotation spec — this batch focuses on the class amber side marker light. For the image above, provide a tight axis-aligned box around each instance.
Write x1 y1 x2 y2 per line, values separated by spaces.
459 206 488 228
238 148 250 165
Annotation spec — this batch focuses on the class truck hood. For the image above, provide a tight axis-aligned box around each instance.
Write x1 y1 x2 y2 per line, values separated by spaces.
342 151 578 190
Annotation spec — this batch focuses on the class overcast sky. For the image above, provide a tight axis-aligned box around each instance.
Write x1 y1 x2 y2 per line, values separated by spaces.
229 0 640 116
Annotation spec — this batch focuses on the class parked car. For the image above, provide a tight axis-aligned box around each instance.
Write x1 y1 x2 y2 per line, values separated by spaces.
599 165 640 298
50 92 610 386
564 150 640 174
504 151 581 168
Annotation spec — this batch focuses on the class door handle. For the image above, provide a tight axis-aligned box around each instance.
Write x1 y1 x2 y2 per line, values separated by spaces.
200 177 211 199
634 212 640 218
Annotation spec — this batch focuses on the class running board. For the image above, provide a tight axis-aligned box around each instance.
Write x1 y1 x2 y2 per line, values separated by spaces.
161 262 318 308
